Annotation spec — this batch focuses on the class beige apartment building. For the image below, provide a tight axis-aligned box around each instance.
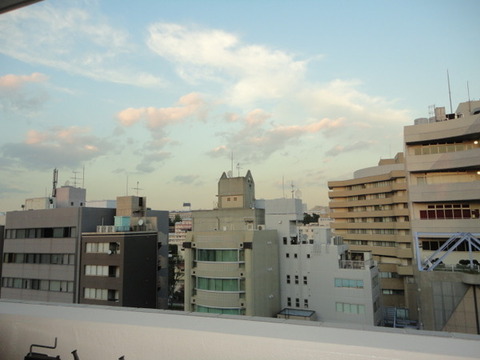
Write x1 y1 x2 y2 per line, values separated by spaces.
183 171 280 317
404 100 480 333
328 153 414 312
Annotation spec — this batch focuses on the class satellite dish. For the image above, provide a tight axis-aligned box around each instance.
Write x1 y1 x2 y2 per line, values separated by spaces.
138 219 144 226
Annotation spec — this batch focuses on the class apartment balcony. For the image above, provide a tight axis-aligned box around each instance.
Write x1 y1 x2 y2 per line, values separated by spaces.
341 234 411 243
395 248 413 259
406 147 480 172
331 208 410 219
409 181 480 202
410 219 480 234
328 184 406 198
192 262 245 278
380 278 405 290
192 289 245 308
396 265 413 276
1 263 75 281
338 259 374 270
329 196 408 209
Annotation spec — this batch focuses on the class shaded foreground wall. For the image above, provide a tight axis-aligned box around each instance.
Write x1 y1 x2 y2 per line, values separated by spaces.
1 301 479 360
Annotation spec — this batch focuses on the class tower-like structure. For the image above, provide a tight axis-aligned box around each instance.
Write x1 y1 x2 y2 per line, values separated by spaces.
183 171 280 317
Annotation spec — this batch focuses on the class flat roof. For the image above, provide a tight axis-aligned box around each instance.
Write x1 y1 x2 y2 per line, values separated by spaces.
1 300 479 359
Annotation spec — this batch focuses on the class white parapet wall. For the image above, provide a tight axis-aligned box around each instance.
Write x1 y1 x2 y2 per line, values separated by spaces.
0 300 479 360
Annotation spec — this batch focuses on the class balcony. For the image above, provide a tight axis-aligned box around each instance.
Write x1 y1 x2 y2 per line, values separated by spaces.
193 289 245 308
192 262 245 277
338 259 374 270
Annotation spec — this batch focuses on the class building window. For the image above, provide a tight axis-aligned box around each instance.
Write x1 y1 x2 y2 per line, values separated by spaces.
304 299 309 308
294 275 299 284
334 278 364 288
335 302 365 314
286 275 290 284
303 276 307 285
307 254 311 259
283 237 287 245
195 305 243 315
3 253 75 265
382 289 405 295
2 277 73 292
286 253 290 258
196 249 242 262
85 242 120 254
196 277 244 292
294 253 298 259
287 297 291 306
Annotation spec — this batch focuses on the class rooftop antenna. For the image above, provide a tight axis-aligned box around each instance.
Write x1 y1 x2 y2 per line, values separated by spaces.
126 174 129 196
236 162 242 177
231 152 234 177
467 81 472 114
82 165 85 188
71 170 81 187
447 69 453 114
132 181 143 196
52 168 58 198
291 181 295 199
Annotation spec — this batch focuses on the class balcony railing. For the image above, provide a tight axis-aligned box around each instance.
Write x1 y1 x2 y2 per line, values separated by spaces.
339 259 373 270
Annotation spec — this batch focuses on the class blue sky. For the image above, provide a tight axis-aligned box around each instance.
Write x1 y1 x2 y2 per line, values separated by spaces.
0 0 479 212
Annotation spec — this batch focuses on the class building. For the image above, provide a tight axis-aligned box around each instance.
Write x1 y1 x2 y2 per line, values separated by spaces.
79 195 169 309
328 153 413 314
1 205 115 303
404 100 480 333
183 171 280 317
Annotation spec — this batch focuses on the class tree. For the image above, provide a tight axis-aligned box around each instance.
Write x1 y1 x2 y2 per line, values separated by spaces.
168 244 185 309
303 212 319 225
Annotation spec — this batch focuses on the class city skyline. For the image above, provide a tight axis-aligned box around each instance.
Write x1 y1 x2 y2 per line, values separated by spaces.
1 0 479 212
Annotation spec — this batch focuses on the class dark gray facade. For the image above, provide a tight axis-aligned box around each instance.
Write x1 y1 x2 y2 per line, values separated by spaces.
80 232 158 308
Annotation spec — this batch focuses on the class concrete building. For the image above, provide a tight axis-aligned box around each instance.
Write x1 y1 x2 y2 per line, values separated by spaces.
283 223 382 325
183 171 280 317
1 206 115 303
328 153 413 314
79 195 169 309
404 100 480 333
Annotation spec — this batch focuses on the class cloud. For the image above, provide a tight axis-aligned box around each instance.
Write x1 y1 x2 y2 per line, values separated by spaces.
135 151 171 173
117 93 208 129
173 175 200 185
325 140 375 157
147 23 307 105
1 126 112 170
0 72 49 113
211 109 346 163
0 2 163 87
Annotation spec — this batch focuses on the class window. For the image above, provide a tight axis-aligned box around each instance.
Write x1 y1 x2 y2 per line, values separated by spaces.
334 278 364 288
307 254 311 259
303 276 307 285
195 305 243 315
287 297 291 306
304 299 309 308
196 277 243 292
295 298 300 307
336 302 365 314
286 253 290 258
286 275 290 284
294 275 299 285
2 277 73 292
294 253 298 259
196 249 240 262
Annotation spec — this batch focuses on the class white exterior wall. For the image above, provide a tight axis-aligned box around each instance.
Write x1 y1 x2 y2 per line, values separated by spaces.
1 301 478 360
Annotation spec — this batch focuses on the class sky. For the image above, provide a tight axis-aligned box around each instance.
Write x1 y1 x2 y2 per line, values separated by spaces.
0 0 479 212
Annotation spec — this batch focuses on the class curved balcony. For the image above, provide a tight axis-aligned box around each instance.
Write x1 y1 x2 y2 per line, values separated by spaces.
192 261 244 277
406 147 480 172
193 289 245 308
409 181 480 202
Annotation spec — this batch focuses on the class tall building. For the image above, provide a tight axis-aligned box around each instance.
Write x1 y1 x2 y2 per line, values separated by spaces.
328 153 413 313
404 100 480 333
79 195 169 309
183 171 280 317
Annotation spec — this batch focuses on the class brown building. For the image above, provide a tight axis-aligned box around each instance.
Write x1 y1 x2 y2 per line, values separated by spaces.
80 231 158 308
328 153 414 312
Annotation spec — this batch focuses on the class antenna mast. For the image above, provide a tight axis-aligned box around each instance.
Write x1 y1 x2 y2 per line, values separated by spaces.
52 168 58 198
467 81 472 114
447 69 453 114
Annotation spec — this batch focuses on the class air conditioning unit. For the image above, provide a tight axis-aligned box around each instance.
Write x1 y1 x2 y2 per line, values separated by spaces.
257 225 265 230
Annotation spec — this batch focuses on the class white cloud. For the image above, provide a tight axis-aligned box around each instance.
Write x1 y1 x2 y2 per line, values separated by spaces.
147 23 307 105
0 2 163 87
0 73 49 113
1 126 112 170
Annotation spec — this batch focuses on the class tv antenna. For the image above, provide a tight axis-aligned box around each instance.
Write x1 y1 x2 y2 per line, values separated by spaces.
236 162 242 177
132 181 143 196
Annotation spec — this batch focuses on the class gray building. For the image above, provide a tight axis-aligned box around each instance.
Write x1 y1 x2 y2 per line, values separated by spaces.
1 206 115 303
